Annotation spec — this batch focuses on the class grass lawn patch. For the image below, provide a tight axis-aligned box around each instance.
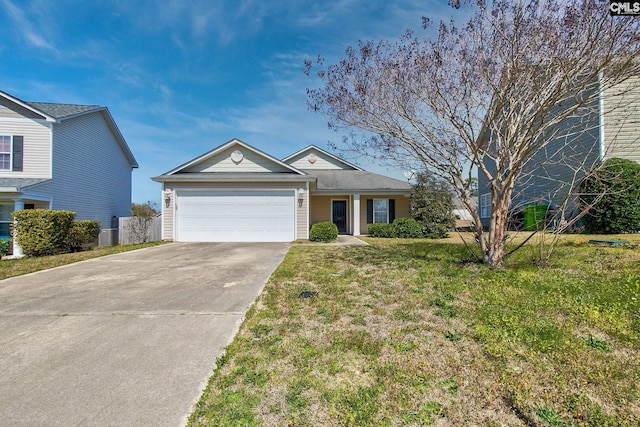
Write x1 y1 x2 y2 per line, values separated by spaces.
189 235 640 426
0 241 165 280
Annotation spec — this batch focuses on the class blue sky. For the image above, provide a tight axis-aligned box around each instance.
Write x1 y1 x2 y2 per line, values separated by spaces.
0 0 456 206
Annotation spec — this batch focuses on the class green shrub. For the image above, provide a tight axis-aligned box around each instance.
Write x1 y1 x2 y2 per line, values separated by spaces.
421 222 451 239
410 172 456 238
392 217 423 238
13 210 76 256
66 220 101 252
368 223 396 238
0 238 10 258
309 222 338 242
579 158 640 233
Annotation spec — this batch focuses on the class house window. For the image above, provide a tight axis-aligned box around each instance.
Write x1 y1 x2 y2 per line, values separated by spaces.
480 193 491 218
373 198 389 223
0 204 11 238
0 136 11 170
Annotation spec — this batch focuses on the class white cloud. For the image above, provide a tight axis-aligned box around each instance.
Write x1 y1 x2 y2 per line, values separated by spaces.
1 0 57 52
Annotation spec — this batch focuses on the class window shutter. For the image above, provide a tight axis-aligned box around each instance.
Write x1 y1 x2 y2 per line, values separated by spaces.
12 136 23 172
366 199 373 223
389 199 396 223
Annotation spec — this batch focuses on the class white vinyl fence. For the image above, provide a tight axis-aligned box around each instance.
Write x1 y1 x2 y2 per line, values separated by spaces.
118 215 162 244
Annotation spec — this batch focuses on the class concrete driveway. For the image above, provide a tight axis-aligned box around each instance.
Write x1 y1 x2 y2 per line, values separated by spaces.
0 242 289 426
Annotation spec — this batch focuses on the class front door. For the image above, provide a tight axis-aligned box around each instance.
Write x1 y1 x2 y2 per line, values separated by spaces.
332 200 347 233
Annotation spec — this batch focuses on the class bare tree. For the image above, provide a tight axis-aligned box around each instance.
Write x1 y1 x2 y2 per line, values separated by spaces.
306 0 640 266
129 202 159 244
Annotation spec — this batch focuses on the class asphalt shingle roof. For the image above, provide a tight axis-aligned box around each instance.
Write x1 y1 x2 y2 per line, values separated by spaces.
25 102 102 120
303 169 412 192
0 178 50 189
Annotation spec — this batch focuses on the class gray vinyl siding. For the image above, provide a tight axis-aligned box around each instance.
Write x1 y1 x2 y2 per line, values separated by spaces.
602 75 640 163
478 98 600 226
512 117 600 214
0 118 51 178
34 112 133 228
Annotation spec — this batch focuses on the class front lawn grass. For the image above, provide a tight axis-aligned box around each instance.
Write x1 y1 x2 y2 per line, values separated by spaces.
0 241 165 280
189 235 640 426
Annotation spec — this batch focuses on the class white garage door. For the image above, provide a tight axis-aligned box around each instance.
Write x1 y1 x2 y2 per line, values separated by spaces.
176 190 295 242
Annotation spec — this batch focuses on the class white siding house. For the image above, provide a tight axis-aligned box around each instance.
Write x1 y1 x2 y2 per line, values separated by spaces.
0 90 138 250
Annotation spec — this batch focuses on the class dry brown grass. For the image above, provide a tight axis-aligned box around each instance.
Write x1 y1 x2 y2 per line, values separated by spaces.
190 237 640 426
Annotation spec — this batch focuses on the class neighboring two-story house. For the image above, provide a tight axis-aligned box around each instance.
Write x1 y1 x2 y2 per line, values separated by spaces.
0 90 138 250
477 75 640 228
153 139 411 242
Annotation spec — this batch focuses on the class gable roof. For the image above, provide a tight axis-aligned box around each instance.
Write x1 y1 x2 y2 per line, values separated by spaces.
0 91 138 168
160 138 308 176
283 145 363 171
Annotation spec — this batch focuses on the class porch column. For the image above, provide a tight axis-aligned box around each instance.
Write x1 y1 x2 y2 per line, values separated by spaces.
353 194 361 236
12 199 24 257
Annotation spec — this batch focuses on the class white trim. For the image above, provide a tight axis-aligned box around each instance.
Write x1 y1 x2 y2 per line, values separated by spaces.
598 70 606 160
282 145 363 171
305 181 310 239
0 135 12 171
12 199 24 257
372 198 390 224
353 194 361 235
0 91 56 122
48 122 54 179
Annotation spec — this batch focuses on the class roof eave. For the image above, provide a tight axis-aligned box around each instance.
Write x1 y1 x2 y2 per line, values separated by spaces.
0 91 57 122
312 189 411 195
98 109 138 168
282 145 364 171
152 173 316 183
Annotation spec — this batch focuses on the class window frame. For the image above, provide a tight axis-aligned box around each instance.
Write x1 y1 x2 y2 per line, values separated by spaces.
0 204 12 238
373 198 389 224
480 193 491 218
0 135 12 171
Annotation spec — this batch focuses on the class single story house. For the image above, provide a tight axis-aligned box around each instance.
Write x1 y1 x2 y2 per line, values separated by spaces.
152 139 412 242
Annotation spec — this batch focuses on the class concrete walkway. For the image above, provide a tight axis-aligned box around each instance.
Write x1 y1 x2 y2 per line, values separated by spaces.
0 242 289 427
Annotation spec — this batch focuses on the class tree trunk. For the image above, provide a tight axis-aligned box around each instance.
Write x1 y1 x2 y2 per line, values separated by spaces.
482 193 511 266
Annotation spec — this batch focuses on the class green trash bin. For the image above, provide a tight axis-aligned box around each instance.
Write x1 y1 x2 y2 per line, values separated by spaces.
522 205 548 231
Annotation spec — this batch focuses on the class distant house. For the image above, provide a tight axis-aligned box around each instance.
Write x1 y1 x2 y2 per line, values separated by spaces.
477 75 640 227
152 139 412 242
0 90 138 251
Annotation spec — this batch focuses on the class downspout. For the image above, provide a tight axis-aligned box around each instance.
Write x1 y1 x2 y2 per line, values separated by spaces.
598 70 606 160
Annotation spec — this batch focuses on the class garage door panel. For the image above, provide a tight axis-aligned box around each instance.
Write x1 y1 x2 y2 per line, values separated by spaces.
176 191 295 242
